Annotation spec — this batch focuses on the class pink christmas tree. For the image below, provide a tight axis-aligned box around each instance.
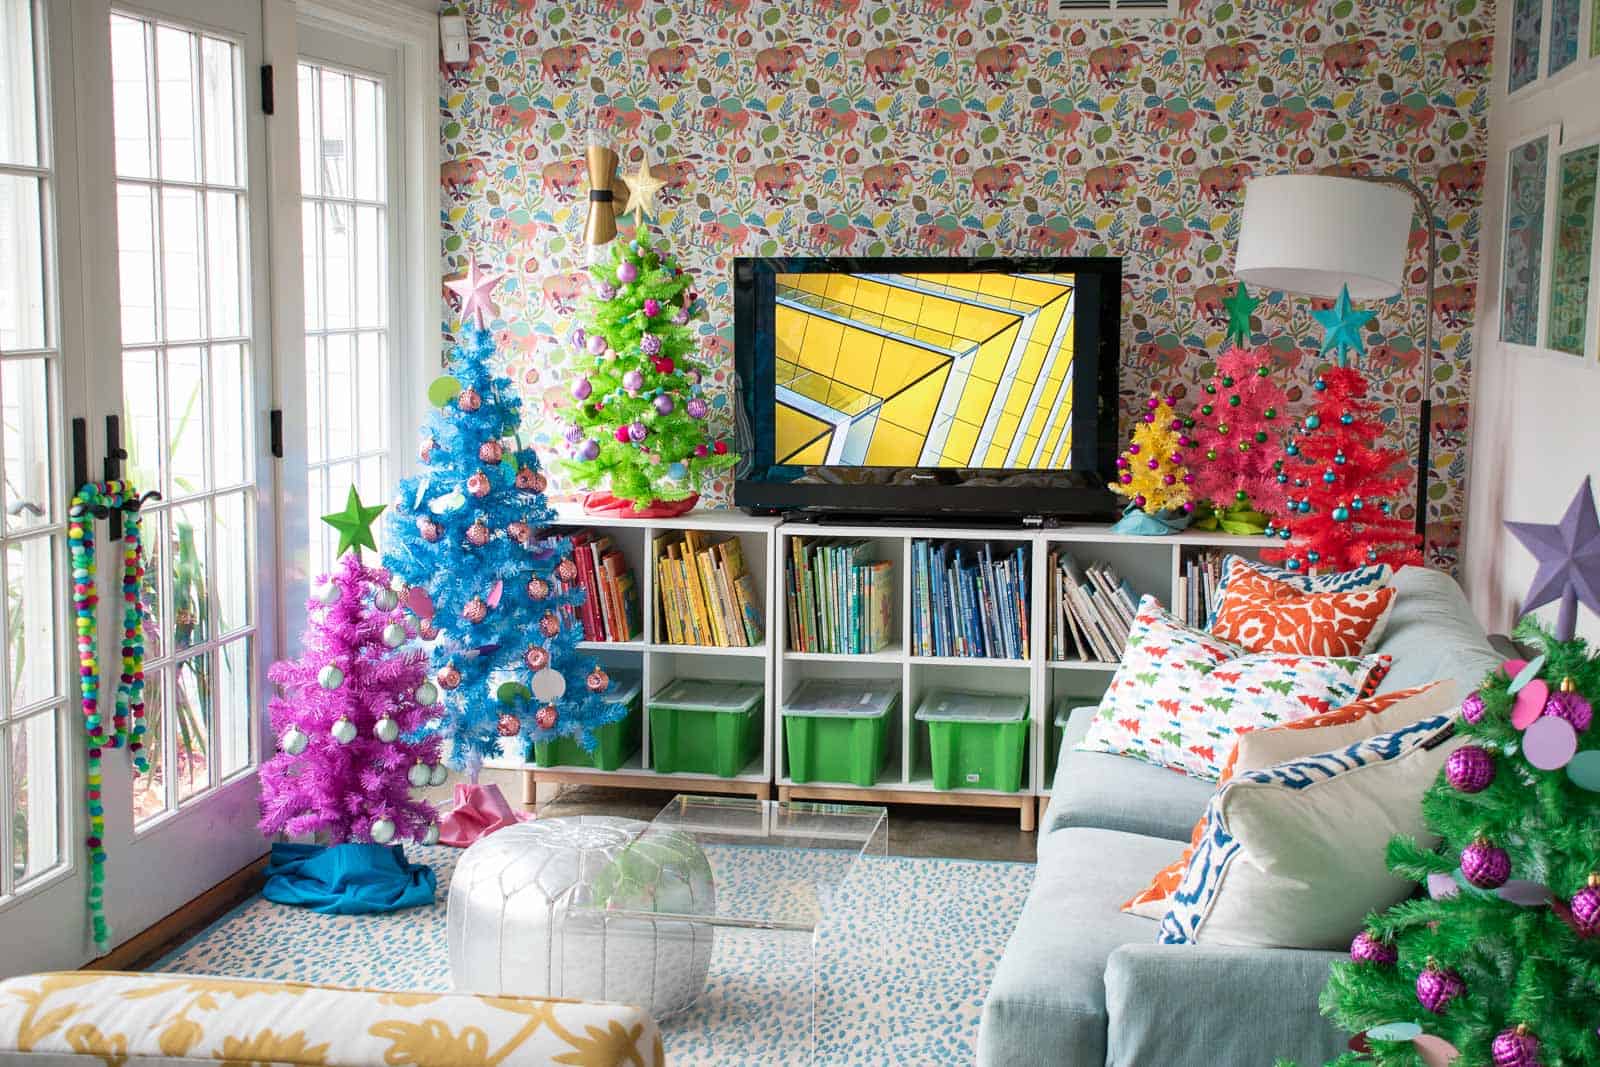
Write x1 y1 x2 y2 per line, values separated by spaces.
1186 345 1291 524
258 545 444 845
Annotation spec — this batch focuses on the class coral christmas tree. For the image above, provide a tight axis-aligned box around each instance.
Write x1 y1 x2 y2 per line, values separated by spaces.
1320 620 1600 1067
1109 393 1195 515
1188 345 1290 524
258 530 442 845
558 230 737 510
1262 367 1421 572
383 319 617 770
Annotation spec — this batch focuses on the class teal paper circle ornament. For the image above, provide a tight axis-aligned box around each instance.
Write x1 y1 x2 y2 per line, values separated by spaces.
1566 750 1600 791
427 375 464 407
1366 1022 1424 1042
1508 654 1546 694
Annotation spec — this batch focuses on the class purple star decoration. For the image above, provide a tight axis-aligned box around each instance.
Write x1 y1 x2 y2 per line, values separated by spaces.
1504 476 1600 640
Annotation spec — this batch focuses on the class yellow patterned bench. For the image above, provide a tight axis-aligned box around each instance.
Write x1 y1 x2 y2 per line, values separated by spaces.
0 971 664 1066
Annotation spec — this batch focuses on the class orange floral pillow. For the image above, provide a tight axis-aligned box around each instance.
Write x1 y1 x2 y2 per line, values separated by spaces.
1211 558 1396 657
1121 683 1450 918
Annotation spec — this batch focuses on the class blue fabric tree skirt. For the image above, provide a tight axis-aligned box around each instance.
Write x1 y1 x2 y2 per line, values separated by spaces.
263 842 437 915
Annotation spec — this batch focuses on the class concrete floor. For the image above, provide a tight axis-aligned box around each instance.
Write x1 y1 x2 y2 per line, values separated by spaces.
431 769 1041 864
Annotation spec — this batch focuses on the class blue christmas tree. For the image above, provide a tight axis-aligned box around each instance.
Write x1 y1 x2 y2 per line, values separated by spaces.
384 324 619 770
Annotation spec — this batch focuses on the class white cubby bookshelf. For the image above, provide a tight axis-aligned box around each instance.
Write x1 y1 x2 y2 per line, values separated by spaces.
490 506 1265 830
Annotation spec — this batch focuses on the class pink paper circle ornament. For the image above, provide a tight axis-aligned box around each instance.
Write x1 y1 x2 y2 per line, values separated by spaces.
1523 714 1579 770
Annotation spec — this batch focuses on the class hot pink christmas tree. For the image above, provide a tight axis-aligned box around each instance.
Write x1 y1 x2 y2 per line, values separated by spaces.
1187 345 1291 522
258 548 444 845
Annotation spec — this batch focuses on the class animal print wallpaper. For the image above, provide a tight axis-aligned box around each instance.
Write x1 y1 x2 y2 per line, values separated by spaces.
438 0 1494 569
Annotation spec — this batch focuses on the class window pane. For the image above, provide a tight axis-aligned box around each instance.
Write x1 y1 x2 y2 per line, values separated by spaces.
200 35 238 186
110 14 152 178
0 0 40 168
301 200 322 329
217 637 250 778
132 668 166 824
211 342 246 486
354 205 384 328
305 336 324 462
351 73 382 202
161 187 205 340
9 709 60 885
0 174 46 351
139 508 167 662
170 500 210 650
355 331 386 444
297 64 317 196
116 184 160 345
167 346 207 494
3 357 54 533
4 535 56 710
206 191 242 337
324 333 354 458
318 68 349 198
323 203 353 329
124 348 163 494
174 653 211 802
155 24 198 181
307 464 327 571
213 490 250 635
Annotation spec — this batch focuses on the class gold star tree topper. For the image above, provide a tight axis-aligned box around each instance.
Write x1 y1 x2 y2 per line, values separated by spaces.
620 156 666 226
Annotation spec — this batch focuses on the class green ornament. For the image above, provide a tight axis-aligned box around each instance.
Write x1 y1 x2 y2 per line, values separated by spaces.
427 375 463 407
1202 404 1214 416
322 486 386 557
1228 394 1240 406
1221 282 1260 346
497 681 532 704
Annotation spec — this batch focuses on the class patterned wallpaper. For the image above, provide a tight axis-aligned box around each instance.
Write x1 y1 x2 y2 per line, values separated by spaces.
438 0 1494 569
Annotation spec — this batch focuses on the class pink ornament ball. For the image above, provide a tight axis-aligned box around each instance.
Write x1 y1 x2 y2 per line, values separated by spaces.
694 444 709 458
462 597 488 624
526 576 550 600
644 298 661 317
1128 443 1141 454
1144 412 1156 423
1349 931 1397 965
1416 964 1464 1014
1116 456 1129 469
1145 396 1159 409
617 260 638 283
1119 473 1133 485
507 520 533 544
686 397 709 419
437 665 461 690
654 394 675 415
586 333 609 356
1491 1026 1542 1067
557 558 578 582
713 439 728 455
653 356 675 374
418 620 439 641
1544 688 1593 732
1133 494 1147 508
586 668 609 692
514 466 536 490
457 387 481 412
576 439 599 461
1570 878 1600 936
623 369 645 393
1461 691 1487 724
478 440 503 464
535 704 558 730
1163 474 1176 485
525 645 550 671
419 439 434 462
416 517 441 543
1182 473 1195 484
1147 458 1159 470
467 471 491 497
571 377 593 400
615 425 633 443
628 422 649 443
466 520 491 547
497 713 520 737
539 610 561 637
1445 745 1495 793
1462 839 1511 888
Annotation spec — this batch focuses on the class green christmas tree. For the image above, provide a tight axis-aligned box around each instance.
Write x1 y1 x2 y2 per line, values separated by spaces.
1317 620 1600 1067
558 232 737 509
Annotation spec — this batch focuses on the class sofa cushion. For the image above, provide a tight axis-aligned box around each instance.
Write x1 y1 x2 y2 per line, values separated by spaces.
1207 554 1393 629
1372 566 1498 696
1211 557 1397 656
1046 707 1215 842
978 828 1181 1067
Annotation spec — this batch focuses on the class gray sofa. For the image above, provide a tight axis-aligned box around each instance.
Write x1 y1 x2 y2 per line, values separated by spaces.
979 566 1502 1066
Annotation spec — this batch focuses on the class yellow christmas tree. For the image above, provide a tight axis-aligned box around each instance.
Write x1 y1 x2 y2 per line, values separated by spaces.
1110 393 1195 515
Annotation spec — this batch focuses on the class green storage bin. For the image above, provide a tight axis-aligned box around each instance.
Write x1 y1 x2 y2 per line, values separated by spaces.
649 677 763 778
915 689 1028 793
783 679 898 786
532 668 642 771
1052 696 1075 771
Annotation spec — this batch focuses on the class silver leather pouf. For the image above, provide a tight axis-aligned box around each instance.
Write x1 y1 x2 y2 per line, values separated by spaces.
446 815 715 1016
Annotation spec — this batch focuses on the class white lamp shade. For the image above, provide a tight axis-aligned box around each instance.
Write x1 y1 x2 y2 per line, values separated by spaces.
1234 175 1413 300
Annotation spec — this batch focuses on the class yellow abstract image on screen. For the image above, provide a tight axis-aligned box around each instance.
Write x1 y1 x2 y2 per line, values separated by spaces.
774 272 1076 468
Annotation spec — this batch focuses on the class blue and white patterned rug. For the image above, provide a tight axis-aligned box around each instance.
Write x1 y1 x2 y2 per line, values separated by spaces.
152 843 1033 1065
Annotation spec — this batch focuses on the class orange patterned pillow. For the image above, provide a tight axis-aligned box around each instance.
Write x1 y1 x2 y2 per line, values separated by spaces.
1120 683 1449 918
1211 558 1396 657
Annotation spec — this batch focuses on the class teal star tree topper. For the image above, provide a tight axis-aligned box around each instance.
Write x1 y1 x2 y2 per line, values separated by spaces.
1222 281 1260 346
1311 284 1376 366
323 486 386 557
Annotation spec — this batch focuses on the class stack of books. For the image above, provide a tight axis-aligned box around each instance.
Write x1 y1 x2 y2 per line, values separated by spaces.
1177 550 1228 628
1047 552 1139 663
910 540 1030 659
654 531 765 647
560 531 642 642
785 537 895 654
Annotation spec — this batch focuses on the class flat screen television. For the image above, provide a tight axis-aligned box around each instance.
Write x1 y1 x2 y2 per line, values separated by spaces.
733 255 1122 521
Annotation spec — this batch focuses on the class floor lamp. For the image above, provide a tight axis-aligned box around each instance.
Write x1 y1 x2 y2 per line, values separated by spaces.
1234 174 1436 542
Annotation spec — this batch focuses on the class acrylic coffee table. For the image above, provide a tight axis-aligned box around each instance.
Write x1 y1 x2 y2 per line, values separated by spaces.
568 794 889 1060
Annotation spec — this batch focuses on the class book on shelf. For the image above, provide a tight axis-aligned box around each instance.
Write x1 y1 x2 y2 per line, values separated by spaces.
1047 551 1138 664
557 530 641 643
1180 550 1228 629
654 530 766 647
909 539 1028 659
785 536 894 654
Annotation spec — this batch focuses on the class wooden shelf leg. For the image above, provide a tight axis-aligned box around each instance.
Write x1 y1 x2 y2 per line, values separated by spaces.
520 770 536 810
778 785 791 804
756 783 772 801
1019 797 1036 833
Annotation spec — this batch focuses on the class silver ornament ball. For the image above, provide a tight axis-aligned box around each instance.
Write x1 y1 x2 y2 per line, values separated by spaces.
381 622 407 649
407 761 431 788
428 762 448 787
370 817 396 845
330 717 357 744
373 587 399 612
373 715 400 743
415 681 438 707
280 725 308 756
318 663 345 690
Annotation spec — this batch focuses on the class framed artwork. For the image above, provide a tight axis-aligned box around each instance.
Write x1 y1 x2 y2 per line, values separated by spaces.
1548 138 1599 358
1510 0 1542 92
1550 0 1581 74
1501 127 1558 347
1593 0 1600 57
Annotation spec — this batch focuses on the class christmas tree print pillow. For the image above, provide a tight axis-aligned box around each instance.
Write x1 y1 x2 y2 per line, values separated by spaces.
1157 712 1463 950
1204 554 1393 630
1076 596 1391 780
1210 557 1397 657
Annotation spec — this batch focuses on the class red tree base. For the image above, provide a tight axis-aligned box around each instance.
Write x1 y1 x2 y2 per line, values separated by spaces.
582 491 699 519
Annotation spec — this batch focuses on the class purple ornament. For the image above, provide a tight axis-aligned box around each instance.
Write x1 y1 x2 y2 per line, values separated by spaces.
571 377 592 401
643 298 661 317
1570 878 1600 936
1349 931 1397 965
597 283 616 301
622 369 644 393
686 397 709 419
1491 1026 1542 1067
564 424 584 445
640 332 663 356
687 369 702 385
654 394 675 415
674 307 691 325
1461 690 1487 723
586 333 608 356
1445 745 1496 793
617 260 638 283
627 421 648 443
1416 964 1464 1014
576 439 599 461
1462 839 1511 889
1543 687 1593 732
569 326 586 350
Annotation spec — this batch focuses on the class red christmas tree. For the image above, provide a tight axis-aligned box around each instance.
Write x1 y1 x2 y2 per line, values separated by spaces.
1261 366 1421 573
1187 345 1291 521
